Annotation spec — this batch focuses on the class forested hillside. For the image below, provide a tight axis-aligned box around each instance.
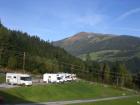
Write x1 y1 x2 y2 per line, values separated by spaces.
54 32 140 73
0 21 85 74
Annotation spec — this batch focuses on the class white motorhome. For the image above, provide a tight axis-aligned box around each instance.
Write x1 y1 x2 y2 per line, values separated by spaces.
6 73 32 86
71 74 77 80
57 73 72 82
43 73 62 83
57 73 67 82
43 73 77 83
64 73 77 81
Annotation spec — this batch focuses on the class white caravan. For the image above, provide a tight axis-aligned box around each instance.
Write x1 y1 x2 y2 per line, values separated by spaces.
64 73 77 81
57 73 68 82
43 73 62 83
43 73 77 83
71 74 77 80
6 73 32 86
57 73 72 82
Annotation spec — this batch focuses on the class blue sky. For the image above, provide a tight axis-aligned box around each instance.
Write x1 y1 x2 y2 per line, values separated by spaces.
0 0 140 41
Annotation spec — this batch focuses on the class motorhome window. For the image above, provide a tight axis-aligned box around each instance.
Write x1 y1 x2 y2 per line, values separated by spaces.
57 77 61 80
20 77 31 81
7 76 11 78
14 76 16 78
48 76 51 78
66 76 70 78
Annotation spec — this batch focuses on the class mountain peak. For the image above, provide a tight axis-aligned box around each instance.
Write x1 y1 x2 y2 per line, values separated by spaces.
67 32 90 42
54 32 140 56
66 32 114 43
53 32 114 55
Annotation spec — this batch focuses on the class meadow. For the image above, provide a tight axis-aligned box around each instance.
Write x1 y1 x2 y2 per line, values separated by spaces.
0 81 137 104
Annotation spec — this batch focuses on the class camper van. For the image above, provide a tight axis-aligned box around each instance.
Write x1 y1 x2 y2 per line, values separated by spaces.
43 73 60 83
6 73 32 86
64 73 77 81
58 73 72 82
43 73 77 83
71 74 77 80
57 73 67 82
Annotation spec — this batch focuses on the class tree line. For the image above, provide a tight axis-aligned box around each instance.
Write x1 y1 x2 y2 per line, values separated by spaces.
0 21 85 74
78 54 140 90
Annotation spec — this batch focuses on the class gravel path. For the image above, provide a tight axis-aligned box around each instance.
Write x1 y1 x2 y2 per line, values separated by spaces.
4 95 139 105
0 83 19 89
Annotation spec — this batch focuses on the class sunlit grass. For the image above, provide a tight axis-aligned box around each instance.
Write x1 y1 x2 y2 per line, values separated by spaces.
0 81 136 103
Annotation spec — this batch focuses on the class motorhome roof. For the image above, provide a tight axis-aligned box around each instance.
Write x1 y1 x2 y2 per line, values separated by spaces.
44 73 57 75
6 73 30 77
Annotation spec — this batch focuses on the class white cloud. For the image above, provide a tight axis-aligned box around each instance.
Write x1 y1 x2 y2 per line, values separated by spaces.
75 14 104 26
108 8 140 33
58 12 106 28
116 8 140 21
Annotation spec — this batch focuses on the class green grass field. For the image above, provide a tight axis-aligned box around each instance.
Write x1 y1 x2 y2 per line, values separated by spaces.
70 96 140 105
79 50 139 62
79 50 121 61
0 81 137 104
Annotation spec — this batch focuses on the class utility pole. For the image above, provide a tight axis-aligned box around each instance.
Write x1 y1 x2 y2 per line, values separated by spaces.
23 52 25 73
116 75 119 86
71 64 74 73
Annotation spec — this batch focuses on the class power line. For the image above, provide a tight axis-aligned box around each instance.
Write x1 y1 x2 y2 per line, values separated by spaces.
54 60 136 77
42 61 140 81
0 48 140 82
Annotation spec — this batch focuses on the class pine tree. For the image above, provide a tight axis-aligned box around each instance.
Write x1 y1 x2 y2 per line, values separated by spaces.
135 72 140 88
0 19 2 27
118 63 128 87
0 19 4 28
8 56 17 69
100 63 110 84
104 64 110 84
86 53 91 62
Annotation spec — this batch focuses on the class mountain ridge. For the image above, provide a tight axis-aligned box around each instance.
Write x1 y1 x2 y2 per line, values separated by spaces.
54 32 140 56
53 32 140 73
53 32 115 55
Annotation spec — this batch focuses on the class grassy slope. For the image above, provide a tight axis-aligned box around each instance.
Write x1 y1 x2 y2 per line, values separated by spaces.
79 50 120 61
0 81 136 104
71 96 140 105
79 50 140 62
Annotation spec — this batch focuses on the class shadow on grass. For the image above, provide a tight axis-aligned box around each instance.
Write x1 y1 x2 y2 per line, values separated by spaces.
0 90 36 104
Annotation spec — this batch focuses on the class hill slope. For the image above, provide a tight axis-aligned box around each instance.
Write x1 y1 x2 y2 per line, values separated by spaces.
53 32 140 72
53 32 114 56
0 81 136 104
0 22 85 74
54 32 140 56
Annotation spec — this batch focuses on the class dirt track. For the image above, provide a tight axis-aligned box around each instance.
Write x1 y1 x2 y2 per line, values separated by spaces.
6 95 139 105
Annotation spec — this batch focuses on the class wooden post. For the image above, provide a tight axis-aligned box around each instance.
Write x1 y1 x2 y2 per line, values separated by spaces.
23 52 25 73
